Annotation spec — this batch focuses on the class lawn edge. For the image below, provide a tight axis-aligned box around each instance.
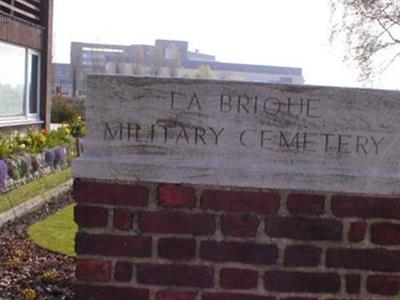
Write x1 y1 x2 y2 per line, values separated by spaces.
0 179 73 227
28 204 77 257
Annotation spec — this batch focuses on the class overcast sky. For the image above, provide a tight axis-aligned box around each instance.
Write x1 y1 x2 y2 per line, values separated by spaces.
53 0 398 90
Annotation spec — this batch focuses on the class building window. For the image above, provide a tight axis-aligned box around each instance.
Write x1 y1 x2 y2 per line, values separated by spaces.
0 42 41 124
28 52 40 115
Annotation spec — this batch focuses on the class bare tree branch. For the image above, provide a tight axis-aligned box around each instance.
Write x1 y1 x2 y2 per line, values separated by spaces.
329 0 400 82
376 18 400 43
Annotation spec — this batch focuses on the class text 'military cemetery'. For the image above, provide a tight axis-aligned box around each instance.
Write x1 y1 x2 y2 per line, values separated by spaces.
74 76 400 195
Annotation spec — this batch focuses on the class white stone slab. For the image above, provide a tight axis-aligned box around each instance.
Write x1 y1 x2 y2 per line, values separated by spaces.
73 75 400 195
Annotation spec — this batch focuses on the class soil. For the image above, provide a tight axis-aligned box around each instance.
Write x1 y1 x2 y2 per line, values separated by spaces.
0 191 75 300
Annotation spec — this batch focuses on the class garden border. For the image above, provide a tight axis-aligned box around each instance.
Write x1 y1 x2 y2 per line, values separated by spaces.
0 179 72 227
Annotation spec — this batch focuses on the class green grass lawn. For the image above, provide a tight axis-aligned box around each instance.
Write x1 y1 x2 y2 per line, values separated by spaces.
28 204 77 257
0 168 72 214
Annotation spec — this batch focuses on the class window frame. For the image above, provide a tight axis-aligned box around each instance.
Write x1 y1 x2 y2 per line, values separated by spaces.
26 49 41 119
0 41 42 127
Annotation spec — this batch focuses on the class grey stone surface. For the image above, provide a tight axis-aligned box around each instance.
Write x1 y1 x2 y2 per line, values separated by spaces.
73 75 400 195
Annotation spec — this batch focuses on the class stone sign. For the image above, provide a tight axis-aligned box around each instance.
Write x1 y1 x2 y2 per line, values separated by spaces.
73 75 400 195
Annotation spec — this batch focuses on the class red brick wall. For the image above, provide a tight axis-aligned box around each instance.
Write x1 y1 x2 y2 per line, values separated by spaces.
73 179 400 300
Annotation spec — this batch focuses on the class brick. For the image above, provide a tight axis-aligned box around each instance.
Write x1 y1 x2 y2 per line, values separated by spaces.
74 180 148 206
200 241 277 265
331 195 400 219
371 222 400 245
201 190 280 215
74 205 108 228
284 245 321 267
137 264 213 288
156 290 196 300
287 194 325 216
326 248 400 272
345 274 360 294
325 299 363 300
158 184 196 208
265 217 342 241
158 238 196 260
220 268 258 289
114 261 133 282
113 209 133 230
74 284 149 300
324 299 363 300
264 271 340 293
221 214 259 237
367 275 400 296
76 259 111 282
75 233 152 257
281 298 318 300
202 293 274 300
348 221 366 243
139 212 215 235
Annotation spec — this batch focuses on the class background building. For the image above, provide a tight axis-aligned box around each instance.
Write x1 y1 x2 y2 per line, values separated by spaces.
53 39 304 97
0 0 53 131
53 63 72 97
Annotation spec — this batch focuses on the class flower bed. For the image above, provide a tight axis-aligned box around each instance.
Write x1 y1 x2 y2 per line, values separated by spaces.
0 127 75 193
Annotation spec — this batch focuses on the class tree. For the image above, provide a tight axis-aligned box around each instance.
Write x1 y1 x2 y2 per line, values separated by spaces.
151 46 164 76
194 65 215 79
166 43 181 77
182 65 215 79
132 46 145 75
89 51 105 73
330 0 400 82
70 50 80 97
221 72 245 81
115 57 124 75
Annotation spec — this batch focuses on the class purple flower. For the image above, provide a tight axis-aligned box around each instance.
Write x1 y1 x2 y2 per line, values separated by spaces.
0 160 8 189
54 147 67 165
45 149 55 165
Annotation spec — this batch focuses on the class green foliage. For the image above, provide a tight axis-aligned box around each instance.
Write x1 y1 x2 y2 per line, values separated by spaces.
0 133 20 158
51 96 84 124
15 129 48 154
194 65 215 79
182 65 215 79
0 127 73 159
0 128 73 190
46 127 73 149
0 168 71 213
18 157 30 178
68 117 86 138
183 70 194 78
28 204 77 257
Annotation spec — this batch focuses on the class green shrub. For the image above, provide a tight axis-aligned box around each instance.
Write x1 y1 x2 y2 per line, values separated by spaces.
0 134 19 158
46 127 73 149
68 117 86 138
51 96 83 123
